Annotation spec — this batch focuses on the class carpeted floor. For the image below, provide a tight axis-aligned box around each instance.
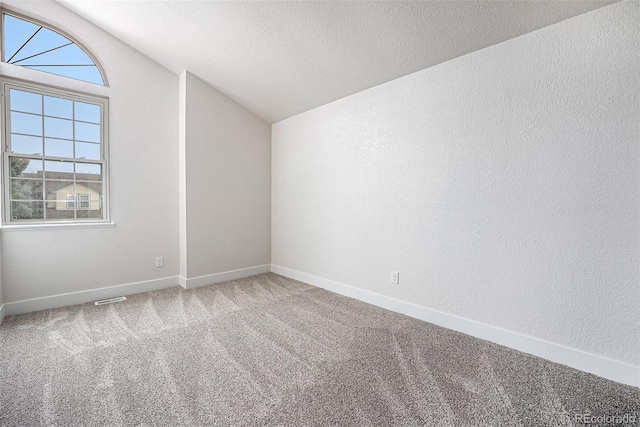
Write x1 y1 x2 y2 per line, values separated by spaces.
1 273 638 426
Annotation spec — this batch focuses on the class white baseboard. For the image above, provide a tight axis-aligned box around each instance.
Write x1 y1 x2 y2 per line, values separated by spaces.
181 264 271 289
271 265 639 389
0 265 271 321
1 276 180 318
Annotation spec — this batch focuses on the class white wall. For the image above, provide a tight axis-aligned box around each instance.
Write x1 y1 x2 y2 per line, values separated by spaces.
180 71 270 282
272 1 639 368
0 0 180 302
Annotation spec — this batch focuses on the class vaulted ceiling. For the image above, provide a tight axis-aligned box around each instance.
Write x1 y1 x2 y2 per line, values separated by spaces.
57 0 617 123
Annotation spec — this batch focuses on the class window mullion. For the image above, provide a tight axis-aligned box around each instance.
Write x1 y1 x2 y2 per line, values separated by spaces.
9 153 102 164
41 93 47 220
72 99 76 220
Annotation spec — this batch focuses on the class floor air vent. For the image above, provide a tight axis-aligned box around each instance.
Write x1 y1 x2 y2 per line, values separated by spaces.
94 296 127 306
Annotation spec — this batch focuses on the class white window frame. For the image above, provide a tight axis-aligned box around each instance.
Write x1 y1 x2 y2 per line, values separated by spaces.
1 76 110 226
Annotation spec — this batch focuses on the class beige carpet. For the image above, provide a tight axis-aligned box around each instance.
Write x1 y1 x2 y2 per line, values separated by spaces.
1 273 638 426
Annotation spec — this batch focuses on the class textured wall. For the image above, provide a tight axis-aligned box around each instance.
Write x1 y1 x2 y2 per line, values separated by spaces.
182 72 271 278
272 1 639 366
0 0 180 301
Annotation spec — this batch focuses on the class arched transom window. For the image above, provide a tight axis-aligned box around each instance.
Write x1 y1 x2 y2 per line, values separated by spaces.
2 12 105 85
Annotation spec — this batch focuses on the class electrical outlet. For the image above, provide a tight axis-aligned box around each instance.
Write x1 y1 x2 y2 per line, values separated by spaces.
155 257 164 268
391 271 399 285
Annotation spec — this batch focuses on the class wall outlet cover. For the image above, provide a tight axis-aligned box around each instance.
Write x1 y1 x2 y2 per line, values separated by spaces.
391 271 399 284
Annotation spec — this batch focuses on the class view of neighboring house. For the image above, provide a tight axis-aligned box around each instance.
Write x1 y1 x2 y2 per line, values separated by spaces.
12 169 102 220
46 182 101 211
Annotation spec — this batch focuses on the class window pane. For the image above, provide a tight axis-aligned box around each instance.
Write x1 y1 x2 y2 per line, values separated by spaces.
11 134 43 155
10 201 44 220
44 96 73 119
3 15 40 62
77 182 102 212
75 142 100 160
45 179 73 200
77 181 102 195
45 180 74 219
44 117 73 139
45 178 73 190
19 42 90 66
75 102 101 123
75 122 100 143
7 25 69 64
10 178 43 200
77 202 102 219
45 138 74 158
76 163 101 181
10 89 42 114
46 201 75 220
11 111 42 136
10 157 43 177
44 160 74 179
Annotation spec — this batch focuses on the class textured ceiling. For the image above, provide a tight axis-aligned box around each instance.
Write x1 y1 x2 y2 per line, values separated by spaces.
57 0 617 123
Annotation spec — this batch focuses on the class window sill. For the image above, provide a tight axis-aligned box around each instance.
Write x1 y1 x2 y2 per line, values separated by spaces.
0 221 115 231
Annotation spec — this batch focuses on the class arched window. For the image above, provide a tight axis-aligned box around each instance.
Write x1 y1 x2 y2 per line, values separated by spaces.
2 12 106 85
1 10 109 226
